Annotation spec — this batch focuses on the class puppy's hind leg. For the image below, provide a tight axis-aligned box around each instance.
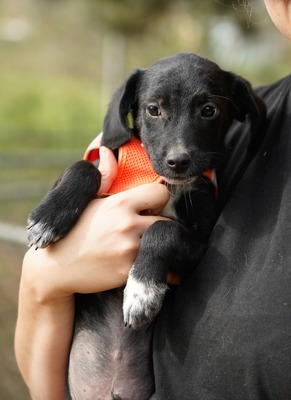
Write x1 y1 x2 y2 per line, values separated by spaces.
28 160 101 249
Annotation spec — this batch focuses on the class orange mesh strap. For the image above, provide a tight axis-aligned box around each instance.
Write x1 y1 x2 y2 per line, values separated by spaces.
109 136 163 193
84 135 163 194
203 168 218 198
84 135 217 197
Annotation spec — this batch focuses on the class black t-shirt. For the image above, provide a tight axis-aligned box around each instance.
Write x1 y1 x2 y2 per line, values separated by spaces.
151 75 291 400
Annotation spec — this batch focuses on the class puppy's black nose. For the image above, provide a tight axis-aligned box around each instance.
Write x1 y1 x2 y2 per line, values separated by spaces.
167 152 190 172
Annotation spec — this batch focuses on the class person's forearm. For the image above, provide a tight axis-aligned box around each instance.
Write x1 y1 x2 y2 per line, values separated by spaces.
15 251 74 400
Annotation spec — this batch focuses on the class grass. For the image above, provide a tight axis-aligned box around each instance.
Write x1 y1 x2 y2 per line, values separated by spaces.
0 70 104 151
0 69 104 229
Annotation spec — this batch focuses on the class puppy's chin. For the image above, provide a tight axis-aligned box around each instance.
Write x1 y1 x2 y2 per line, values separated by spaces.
162 176 198 186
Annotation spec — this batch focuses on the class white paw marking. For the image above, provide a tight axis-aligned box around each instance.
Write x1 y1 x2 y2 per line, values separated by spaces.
27 220 58 248
123 268 168 328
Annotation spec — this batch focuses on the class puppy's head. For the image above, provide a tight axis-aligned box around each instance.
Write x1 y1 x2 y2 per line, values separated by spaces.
102 52 265 185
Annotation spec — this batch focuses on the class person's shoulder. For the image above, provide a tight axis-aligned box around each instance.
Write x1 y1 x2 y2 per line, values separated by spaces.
255 74 291 104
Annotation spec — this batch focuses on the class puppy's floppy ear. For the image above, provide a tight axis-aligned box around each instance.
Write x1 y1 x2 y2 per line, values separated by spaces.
230 73 266 154
102 69 143 149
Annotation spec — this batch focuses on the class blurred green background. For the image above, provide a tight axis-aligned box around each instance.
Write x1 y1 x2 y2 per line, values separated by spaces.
0 0 290 398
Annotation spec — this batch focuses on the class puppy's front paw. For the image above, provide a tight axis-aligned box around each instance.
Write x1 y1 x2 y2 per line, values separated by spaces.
27 213 64 249
123 269 168 329
27 160 100 249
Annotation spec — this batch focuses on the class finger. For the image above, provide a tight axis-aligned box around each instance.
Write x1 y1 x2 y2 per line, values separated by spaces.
118 183 170 213
98 146 118 194
95 132 103 146
132 214 171 239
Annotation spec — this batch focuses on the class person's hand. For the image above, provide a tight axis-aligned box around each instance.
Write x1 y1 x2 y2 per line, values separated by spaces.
87 132 118 193
26 182 171 300
97 145 118 193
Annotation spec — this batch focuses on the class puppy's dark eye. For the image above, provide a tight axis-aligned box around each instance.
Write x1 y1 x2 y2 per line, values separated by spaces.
201 104 218 119
147 105 161 117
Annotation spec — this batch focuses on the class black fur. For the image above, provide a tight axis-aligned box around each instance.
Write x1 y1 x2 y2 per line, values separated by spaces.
27 53 266 400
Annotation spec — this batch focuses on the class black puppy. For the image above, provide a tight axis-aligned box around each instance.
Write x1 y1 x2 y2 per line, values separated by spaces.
27 53 265 400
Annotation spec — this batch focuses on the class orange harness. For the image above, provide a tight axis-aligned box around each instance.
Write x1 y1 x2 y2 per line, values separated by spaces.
84 135 217 196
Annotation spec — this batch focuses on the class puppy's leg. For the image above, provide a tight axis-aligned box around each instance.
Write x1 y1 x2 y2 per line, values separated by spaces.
123 220 196 329
28 160 101 248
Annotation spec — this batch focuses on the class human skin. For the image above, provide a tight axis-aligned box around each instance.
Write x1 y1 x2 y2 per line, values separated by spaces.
264 0 291 40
